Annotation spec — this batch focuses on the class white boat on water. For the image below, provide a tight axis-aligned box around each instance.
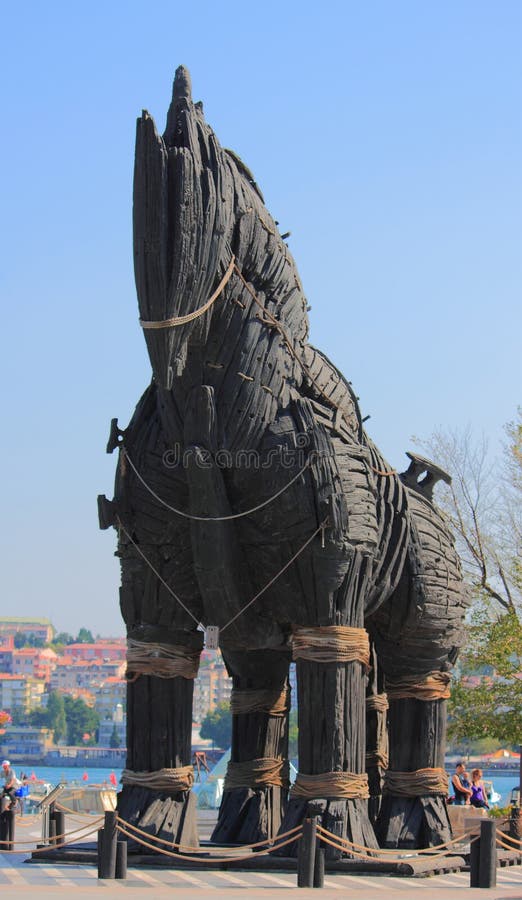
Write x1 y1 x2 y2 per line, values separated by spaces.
22 780 116 815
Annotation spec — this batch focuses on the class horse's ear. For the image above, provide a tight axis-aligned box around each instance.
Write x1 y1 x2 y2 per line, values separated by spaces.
173 65 192 102
164 65 193 144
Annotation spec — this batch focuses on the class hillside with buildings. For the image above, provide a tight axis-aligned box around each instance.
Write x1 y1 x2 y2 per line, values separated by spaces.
0 617 232 765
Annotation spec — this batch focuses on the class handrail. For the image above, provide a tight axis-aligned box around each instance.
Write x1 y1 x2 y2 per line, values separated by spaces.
36 783 66 810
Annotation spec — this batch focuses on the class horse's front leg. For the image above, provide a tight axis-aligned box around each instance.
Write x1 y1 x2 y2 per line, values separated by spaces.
183 385 288 842
99 396 205 850
276 543 379 859
212 648 291 843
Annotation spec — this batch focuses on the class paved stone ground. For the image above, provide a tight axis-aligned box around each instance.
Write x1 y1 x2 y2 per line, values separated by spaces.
2 812 522 898
2 857 522 898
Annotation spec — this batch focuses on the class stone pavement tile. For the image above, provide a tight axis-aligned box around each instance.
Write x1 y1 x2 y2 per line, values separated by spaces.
2 853 522 898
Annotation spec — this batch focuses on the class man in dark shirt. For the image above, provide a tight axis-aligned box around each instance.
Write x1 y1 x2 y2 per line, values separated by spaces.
451 761 472 805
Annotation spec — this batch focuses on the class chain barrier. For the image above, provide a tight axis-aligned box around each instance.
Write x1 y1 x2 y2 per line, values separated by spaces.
55 802 104 817
0 819 103 854
315 824 475 862
115 819 302 862
117 814 302 852
13 816 42 828
496 836 522 852
496 828 522 847
6 811 518 865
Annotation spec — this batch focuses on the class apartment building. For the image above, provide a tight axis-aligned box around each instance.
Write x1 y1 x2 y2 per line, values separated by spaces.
94 677 127 723
193 654 232 723
50 658 126 693
12 647 58 681
0 674 45 714
0 618 54 644
0 725 54 762
0 636 14 673
65 641 126 663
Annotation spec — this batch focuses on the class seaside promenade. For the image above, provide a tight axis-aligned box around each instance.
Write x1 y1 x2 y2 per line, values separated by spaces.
2 813 522 898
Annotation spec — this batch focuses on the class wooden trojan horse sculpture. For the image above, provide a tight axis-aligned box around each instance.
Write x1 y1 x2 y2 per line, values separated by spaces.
98 66 468 855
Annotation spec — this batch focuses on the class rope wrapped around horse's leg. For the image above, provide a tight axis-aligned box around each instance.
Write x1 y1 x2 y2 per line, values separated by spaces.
370 486 469 850
117 618 204 852
212 650 291 846
365 644 389 824
275 620 379 860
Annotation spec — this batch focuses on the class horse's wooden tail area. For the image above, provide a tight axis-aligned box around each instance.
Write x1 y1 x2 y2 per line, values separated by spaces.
368 486 470 849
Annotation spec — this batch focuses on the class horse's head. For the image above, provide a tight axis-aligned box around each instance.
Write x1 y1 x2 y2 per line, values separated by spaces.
133 65 236 388
133 66 309 389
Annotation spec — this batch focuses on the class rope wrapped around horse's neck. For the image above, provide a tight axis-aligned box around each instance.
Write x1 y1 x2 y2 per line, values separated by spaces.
139 256 235 329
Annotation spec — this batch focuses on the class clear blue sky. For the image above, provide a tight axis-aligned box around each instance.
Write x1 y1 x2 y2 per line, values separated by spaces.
1 1 520 636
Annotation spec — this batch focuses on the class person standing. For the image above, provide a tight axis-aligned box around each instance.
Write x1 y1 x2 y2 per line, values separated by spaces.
1 760 18 810
451 761 472 805
470 768 490 809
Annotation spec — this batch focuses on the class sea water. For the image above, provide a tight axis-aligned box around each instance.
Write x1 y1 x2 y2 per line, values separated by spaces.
17 766 519 807
16 764 123 788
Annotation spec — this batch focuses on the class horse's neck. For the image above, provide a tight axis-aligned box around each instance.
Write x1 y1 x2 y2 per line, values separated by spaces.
161 155 312 451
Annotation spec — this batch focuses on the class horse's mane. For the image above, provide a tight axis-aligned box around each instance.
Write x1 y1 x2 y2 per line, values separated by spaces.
134 68 361 453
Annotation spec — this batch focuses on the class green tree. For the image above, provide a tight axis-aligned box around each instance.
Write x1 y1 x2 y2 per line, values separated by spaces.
63 696 99 745
200 703 231 749
109 724 121 748
28 707 49 727
27 690 67 742
416 411 522 743
75 628 94 644
13 632 44 648
47 691 67 743
52 632 75 647
449 606 522 745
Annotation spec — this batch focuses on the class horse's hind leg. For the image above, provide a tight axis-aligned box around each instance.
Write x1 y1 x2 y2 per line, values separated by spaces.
366 643 388 825
211 648 291 844
369 486 468 849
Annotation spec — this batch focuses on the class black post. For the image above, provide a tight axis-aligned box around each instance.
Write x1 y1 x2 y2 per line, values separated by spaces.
116 840 128 879
509 806 522 841
297 817 317 888
6 808 16 851
519 744 522 805
99 810 117 879
97 828 104 879
54 809 65 846
49 817 57 846
478 818 497 889
313 845 325 888
0 810 7 846
469 837 480 888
